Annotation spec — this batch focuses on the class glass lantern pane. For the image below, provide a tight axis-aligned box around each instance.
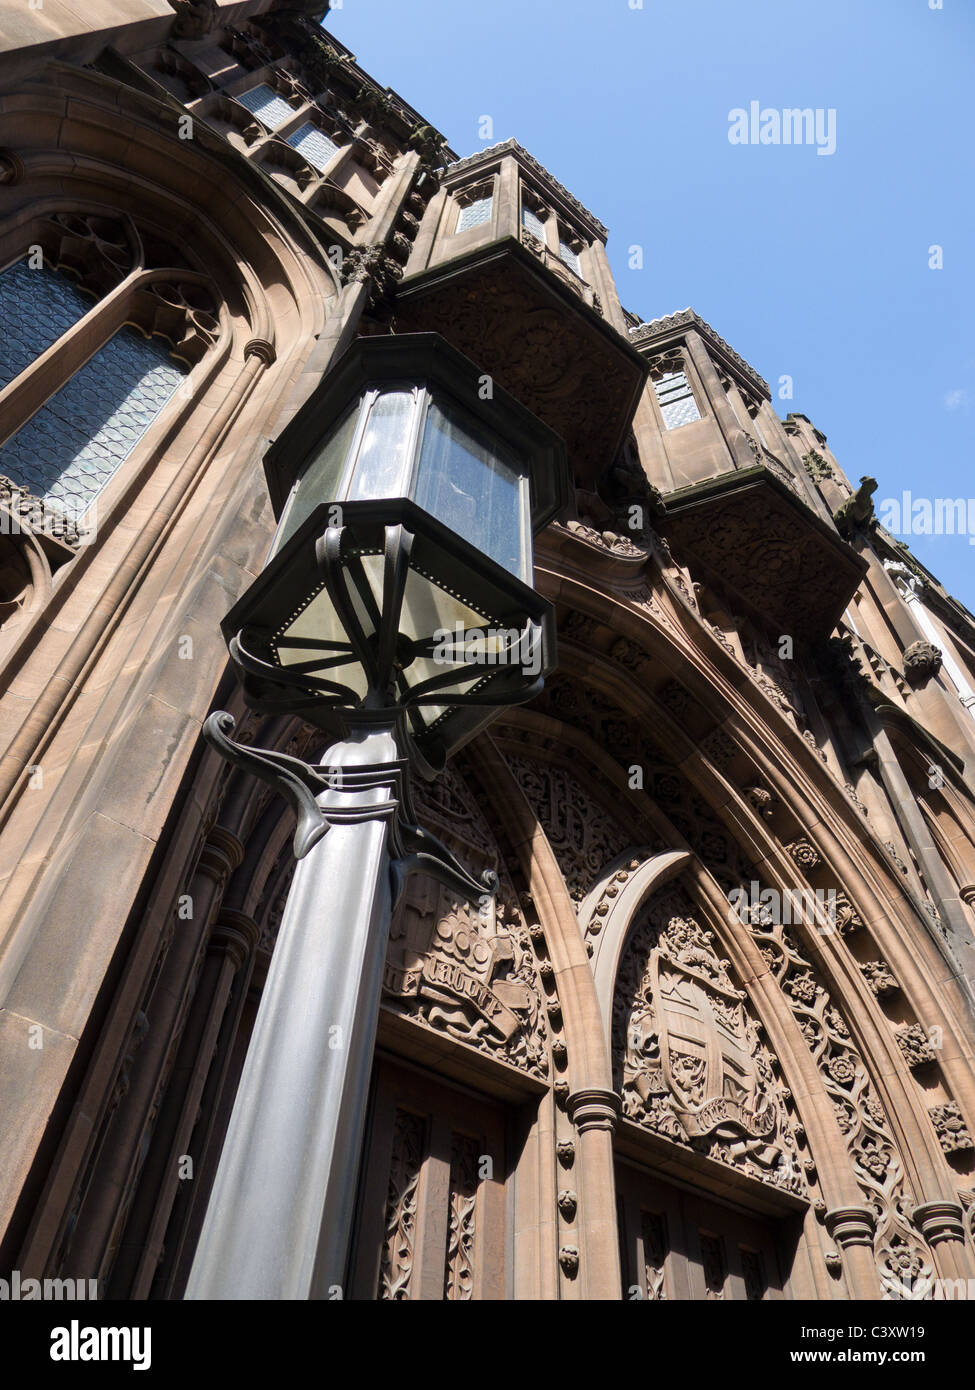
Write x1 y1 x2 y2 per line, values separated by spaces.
273 404 359 554
398 567 501 729
347 390 417 500
414 398 528 580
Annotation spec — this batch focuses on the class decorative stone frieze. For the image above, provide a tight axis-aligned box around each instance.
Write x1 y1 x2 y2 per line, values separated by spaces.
744 895 934 1293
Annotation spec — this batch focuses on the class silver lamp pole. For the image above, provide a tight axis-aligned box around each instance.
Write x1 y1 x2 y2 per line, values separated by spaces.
184 335 567 1300
185 725 397 1300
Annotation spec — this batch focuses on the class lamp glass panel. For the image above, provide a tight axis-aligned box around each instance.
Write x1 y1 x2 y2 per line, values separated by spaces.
274 404 359 554
347 390 416 501
397 564 490 649
414 397 529 581
273 577 371 701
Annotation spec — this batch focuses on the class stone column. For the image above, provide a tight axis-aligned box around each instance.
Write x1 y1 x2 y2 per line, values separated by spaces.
567 1088 622 1300
913 1200 972 1287
123 908 260 1298
684 331 754 470
824 1205 882 1295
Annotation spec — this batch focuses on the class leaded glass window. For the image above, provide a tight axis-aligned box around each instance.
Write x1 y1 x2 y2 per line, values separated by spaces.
286 122 339 172
236 83 296 130
0 327 185 514
456 196 492 232
0 258 92 392
654 370 702 429
522 206 547 242
558 240 582 276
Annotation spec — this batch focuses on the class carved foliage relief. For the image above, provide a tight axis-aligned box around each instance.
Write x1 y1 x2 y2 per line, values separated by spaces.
378 1109 425 1300
743 903 934 1293
504 751 636 905
613 887 806 1199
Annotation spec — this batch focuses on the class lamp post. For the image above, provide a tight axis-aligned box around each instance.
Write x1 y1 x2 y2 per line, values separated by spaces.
185 334 567 1300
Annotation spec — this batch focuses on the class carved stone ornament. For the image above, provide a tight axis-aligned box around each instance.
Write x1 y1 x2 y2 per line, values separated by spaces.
833 475 878 537
902 640 943 685
802 449 834 482
745 785 777 820
614 888 806 1197
860 960 900 999
378 1108 424 1300
554 519 647 558
385 880 548 1078
929 1103 974 1155
894 1023 937 1070
557 1189 578 1222
786 839 821 872
559 1246 580 1277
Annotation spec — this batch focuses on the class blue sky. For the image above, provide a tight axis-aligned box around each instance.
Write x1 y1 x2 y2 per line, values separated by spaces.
328 0 974 607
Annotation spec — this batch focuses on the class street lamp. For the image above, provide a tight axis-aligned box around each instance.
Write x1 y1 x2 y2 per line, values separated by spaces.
185 333 568 1300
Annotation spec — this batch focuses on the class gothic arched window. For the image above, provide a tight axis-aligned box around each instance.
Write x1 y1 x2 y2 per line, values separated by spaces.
0 211 220 528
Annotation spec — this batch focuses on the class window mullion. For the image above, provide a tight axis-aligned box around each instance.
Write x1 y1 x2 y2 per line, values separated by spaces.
0 268 141 448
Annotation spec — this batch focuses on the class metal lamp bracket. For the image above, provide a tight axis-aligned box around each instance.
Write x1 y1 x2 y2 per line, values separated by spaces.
203 710 497 908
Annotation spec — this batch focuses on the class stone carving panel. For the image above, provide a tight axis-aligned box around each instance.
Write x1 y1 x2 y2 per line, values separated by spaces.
505 752 636 905
742 896 934 1294
444 1133 480 1300
384 766 549 1078
613 887 806 1198
384 883 548 1078
378 1109 425 1300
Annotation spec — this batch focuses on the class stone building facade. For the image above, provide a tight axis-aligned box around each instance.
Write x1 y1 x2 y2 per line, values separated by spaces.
1 1 975 1301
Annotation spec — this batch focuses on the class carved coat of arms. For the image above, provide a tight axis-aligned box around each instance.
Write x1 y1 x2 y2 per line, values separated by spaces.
618 907 804 1193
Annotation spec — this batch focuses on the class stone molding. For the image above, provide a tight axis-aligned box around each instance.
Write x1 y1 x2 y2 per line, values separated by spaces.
911 1200 966 1246
566 1088 620 1134
446 139 608 240
824 1205 877 1249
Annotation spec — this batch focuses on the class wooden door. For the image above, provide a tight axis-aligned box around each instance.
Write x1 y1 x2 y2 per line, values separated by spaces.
349 1057 508 1300
616 1161 788 1301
